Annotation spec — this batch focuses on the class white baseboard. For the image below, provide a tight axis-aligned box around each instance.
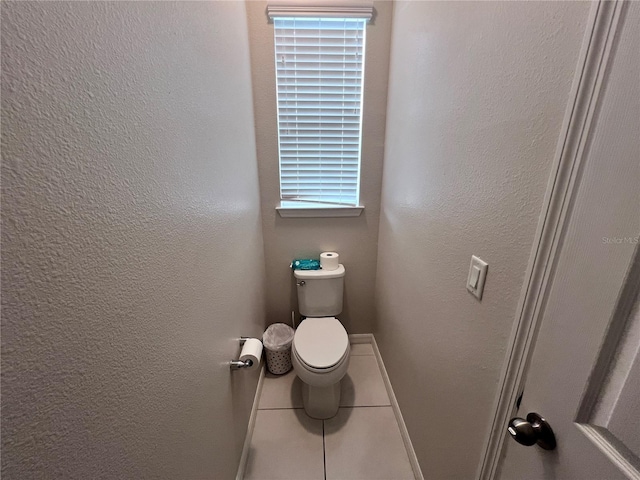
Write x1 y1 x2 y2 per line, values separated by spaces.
369 334 425 480
235 366 265 480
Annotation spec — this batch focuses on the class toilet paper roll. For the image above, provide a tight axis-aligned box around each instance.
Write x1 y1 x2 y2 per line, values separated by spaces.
320 252 340 271
240 338 263 371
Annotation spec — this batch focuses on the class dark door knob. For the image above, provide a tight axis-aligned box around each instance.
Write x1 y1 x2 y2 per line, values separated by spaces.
507 412 556 450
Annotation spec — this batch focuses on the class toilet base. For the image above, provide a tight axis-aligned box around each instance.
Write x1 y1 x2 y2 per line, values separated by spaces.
301 382 341 419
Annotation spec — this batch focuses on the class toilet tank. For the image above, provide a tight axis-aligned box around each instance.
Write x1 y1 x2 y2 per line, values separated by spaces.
294 265 345 317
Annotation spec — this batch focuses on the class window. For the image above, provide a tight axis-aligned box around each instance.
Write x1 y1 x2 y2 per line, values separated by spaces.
271 13 368 214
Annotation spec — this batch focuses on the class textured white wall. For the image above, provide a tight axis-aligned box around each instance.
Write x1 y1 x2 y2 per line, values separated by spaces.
1 2 265 479
374 2 590 478
245 1 392 333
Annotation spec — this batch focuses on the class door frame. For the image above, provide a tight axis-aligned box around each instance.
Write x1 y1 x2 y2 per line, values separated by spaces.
477 2 627 479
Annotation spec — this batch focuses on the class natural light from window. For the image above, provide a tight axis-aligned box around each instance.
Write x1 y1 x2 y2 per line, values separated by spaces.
273 16 366 209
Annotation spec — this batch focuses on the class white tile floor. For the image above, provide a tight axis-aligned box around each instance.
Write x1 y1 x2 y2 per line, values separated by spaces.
244 342 416 480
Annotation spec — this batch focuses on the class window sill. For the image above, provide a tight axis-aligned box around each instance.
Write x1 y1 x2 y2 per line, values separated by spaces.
276 202 364 218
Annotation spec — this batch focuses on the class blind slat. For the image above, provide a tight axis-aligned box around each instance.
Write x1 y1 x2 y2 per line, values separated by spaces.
280 134 360 138
282 174 359 179
281 167 359 171
279 127 360 131
282 160 359 164
277 95 361 100
278 107 362 111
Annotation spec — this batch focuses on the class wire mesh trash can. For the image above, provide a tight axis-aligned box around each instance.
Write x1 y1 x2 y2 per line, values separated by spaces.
262 323 295 375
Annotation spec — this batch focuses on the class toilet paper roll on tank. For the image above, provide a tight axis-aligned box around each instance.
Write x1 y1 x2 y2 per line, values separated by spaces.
320 252 340 271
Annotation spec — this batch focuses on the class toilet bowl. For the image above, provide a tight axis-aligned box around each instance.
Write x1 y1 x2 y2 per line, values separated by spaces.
292 316 350 419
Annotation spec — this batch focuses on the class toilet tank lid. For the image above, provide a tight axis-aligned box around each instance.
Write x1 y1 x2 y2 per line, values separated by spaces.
294 264 345 280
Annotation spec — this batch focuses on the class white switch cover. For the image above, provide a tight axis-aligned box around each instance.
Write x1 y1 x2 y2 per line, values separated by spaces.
467 255 488 300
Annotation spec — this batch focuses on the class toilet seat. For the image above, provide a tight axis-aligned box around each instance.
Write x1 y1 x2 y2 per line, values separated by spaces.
293 317 349 370
293 345 349 374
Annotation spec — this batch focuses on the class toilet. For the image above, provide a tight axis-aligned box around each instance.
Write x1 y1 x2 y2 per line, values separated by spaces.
292 264 350 419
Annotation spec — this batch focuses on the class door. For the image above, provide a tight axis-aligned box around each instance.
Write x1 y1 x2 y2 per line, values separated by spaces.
498 2 640 479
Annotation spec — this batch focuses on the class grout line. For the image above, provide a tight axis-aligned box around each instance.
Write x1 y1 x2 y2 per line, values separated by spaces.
337 405 392 409
250 335 418 479
259 405 392 411
257 406 305 411
322 420 327 480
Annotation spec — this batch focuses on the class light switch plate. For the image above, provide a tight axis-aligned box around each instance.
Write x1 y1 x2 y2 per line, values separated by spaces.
467 255 488 300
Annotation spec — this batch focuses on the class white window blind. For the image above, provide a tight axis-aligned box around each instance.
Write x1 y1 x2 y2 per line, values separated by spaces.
274 17 367 207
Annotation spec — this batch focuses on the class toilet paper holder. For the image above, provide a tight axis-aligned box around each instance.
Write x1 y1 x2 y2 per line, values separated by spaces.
230 359 253 370
230 337 256 370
